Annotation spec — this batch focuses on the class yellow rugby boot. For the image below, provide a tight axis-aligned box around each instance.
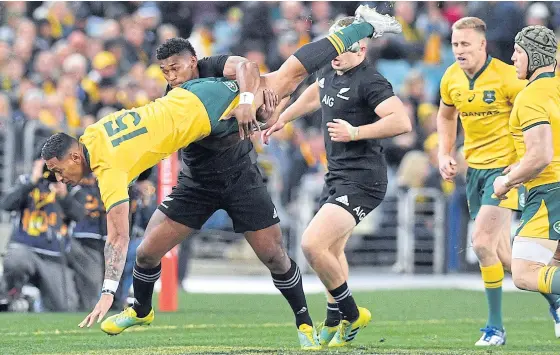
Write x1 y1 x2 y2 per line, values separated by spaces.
328 306 371 348
297 324 321 351
101 307 154 335
316 321 338 347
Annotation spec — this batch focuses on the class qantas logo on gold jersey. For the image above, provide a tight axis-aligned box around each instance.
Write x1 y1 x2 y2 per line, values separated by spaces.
460 110 500 117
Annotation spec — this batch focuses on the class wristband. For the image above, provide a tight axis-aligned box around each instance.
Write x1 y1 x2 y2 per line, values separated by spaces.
103 279 119 293
239 92 254 105
503 174 511 188
349 125 359 141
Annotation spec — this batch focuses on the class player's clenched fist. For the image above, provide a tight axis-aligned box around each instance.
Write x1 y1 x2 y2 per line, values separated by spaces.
327 119 359 142
438 154 457 181
78 293 114 328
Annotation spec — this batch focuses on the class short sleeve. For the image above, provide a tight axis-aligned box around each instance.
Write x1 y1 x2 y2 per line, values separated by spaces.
198 55 230 78
361 74 395 110
439 70 453 106
517 94 550 132
96 167 130 212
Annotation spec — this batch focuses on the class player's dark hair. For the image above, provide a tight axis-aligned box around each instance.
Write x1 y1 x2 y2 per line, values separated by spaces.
156 38 197 60
41 132 78 160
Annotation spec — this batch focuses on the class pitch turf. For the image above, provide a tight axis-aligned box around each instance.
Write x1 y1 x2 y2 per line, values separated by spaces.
1 289 558 354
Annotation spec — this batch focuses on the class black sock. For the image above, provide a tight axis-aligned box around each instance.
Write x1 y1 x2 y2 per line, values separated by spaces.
293 22 374 73
326 302 341 327
132 262 161 318
328 282 359 322
271 259 312 328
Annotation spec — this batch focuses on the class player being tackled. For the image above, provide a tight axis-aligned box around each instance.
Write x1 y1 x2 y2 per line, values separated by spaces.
46 4 403 349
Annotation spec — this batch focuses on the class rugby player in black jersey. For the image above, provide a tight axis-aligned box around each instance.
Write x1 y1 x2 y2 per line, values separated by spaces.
130 38 319 349
264 17 412 347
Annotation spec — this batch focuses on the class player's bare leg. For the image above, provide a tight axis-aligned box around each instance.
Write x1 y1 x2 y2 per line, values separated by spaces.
244 224 290 274
101 210 195 335
301 204 355 289
512 238 560 290
496 224 512 273
471 205 511 346
512 237 560 337
318 232 351 346
301 204 371 347
252 6 402 110
245 224 320 349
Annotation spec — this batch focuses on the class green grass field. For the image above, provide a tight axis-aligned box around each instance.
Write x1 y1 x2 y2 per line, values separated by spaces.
1 290 558 354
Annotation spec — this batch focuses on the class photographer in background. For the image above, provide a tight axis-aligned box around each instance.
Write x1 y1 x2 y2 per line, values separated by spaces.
0 150 85 312
68 173 106 311
115 170 157 309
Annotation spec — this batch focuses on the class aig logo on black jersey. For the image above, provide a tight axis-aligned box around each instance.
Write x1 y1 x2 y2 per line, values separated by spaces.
322 95 334 107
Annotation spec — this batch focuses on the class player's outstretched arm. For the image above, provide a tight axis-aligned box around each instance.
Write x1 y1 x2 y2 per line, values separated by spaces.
436 101 459 181
79 202 130 328
222 57 261 140
262 82 320 144
494 124 553 198
327 96 412 142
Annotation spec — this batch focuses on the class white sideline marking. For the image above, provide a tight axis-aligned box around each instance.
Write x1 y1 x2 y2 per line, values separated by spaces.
179 273 520 294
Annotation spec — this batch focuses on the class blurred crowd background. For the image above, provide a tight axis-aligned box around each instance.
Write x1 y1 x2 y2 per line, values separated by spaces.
0 1 558 312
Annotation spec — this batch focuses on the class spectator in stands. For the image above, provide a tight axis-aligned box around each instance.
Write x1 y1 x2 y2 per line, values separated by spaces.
87 77 124 117
80 51 118 116
117 177 157 308
39 94 66 130
122 19 150 66
13 37 34 69
101 19 121 41
62 53 88 85
13 89 43 124
0 153 85 311
282 127 327 206
212 7 242 54
423 133 453 195
67 174 105 311
56 75 84 133
242 40 270 74
400 70 430 124
36 18 54 47
416 2 450 65
239 2 274 54
310 1 332 39
397 150 430 192
267 31 300 72
471 2 524 63
157 24 180 46
380 1 424 62
384 101 419 170
0 93 11 122
67 31 89 58
525 2 551 27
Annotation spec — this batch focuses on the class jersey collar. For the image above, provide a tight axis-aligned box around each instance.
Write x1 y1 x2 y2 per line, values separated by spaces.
464 55 492 90
527 71 556 86
82 145 91 169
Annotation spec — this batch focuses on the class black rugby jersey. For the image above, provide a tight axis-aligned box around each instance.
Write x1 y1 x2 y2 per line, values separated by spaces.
165 55 254 177
317 59 394 185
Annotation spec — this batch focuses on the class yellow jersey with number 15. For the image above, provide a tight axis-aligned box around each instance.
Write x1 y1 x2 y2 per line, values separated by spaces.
440 56 526 169
80 87 212 212
509 72 560 190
